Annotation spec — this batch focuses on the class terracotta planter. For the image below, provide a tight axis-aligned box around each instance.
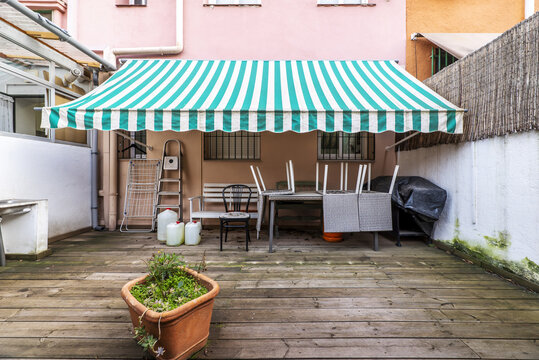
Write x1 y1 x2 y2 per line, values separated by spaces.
121 268 220 360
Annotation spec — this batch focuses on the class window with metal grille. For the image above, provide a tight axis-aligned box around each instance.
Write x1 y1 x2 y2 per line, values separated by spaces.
431 47 458 75
117 131 147 159
317 0 373 6
204 0 261 6
204 131 260 160
116 0 147 6
317 132 374 161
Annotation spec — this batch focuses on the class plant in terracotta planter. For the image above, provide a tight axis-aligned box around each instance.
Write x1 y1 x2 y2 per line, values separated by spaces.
121 252 219 360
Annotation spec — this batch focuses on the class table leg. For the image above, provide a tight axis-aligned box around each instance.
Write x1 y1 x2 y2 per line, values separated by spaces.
269 200 275 253
256 194 265 240
373 232 379 251
0 218 5 266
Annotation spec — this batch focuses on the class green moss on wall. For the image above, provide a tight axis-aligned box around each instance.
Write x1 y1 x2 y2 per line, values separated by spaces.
448 226 538 284
484 231 511 249
523 257 539 274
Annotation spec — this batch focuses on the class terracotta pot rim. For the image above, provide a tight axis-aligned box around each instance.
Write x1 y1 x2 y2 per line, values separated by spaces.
120 267 220 323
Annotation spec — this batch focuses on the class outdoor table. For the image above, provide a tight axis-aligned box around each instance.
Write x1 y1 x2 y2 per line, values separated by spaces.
266 191 386 253
267 191 322 253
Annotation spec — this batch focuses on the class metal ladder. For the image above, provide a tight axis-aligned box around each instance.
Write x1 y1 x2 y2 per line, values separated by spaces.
154 139 184 226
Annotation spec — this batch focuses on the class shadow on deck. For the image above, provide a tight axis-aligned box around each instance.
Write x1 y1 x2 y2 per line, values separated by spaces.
0 229 538 359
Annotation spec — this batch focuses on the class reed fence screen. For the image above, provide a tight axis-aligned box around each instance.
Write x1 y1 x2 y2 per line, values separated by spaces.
401 12 538 151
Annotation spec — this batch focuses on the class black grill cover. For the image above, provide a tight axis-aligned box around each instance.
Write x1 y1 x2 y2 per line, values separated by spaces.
368 176 447 236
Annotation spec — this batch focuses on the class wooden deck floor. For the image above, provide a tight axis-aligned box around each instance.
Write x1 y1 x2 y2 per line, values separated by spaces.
0 230 538 359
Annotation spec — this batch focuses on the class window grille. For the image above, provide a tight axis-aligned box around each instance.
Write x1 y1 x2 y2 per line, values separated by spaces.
317 0 373 6
204 131 260 160
431 47 458 75
317 131 374 161
116 0 147 6
117 131 147 159
204 0 261 5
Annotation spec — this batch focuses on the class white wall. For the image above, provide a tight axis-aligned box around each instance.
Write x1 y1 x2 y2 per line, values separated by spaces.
398 131 539 266
0 134 91 238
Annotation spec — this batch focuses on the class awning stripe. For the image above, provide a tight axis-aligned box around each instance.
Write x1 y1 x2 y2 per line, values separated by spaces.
42 59 465 133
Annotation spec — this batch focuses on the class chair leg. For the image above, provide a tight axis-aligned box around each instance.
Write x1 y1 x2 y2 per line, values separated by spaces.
219 221 223 251
224 227 228 243
275 206 279 238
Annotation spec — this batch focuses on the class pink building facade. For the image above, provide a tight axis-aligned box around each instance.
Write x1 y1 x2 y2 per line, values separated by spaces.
42 0 407 227
73 0 406 62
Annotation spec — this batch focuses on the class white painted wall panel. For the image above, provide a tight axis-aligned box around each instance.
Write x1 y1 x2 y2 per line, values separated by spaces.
0 134 91 238
398 131 539 265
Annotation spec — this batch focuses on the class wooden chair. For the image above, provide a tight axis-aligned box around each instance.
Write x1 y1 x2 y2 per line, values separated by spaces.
219 184 252 251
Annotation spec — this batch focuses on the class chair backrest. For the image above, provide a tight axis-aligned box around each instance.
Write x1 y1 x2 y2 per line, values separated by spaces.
388 165 400 195
288 160 295 193
250 162 295 193
250 165 263 194
222 184 252 213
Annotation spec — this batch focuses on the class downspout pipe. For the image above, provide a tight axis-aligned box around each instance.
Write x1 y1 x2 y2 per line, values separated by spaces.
91 129 103 230
0 0 117 71
106 0 183 58
90 72 103 230
108 131 118 231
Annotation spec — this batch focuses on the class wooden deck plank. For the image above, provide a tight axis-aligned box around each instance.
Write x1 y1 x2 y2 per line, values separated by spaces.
1 321 538 340
198 338 480 359
0 338 143 359
462 339 539 359
3 296 538 311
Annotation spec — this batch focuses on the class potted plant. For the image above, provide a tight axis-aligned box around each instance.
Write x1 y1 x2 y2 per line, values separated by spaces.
121 252 219 360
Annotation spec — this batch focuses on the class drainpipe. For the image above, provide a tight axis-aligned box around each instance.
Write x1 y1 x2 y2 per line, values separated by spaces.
108 131 118 231
90 70 103 231
91 129 102 230
105 0 184 58
0 0 116 71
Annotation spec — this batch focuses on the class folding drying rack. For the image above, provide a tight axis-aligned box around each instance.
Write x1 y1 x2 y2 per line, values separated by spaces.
120 159 161 232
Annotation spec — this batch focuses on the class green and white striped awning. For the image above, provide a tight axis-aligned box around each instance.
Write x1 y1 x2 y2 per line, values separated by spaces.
42 59 464 133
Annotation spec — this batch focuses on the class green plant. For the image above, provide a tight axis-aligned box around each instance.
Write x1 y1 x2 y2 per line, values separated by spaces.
134 324 158 352
131 252 209 357
146 251 187 283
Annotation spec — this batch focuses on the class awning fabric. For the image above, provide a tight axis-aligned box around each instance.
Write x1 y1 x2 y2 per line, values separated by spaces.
417 33 501 59
42 59 464 133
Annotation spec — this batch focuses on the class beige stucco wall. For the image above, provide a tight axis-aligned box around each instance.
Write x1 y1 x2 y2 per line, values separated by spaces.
111 131 396 225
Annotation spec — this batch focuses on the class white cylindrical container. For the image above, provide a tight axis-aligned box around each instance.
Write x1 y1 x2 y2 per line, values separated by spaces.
185 220 202 245
157 208 177 242
166 221 184 246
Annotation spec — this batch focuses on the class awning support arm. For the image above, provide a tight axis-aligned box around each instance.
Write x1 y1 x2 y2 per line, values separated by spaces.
113 130 153 151
385 132 420 151
0 0 116 71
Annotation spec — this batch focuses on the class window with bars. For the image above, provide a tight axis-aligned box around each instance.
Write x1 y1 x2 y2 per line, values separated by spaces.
204 131 260 160
318 131 374 161
116 0 147 6
431 47 458 75
317 0 373 6
117 131 147 159
204 0 261 6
